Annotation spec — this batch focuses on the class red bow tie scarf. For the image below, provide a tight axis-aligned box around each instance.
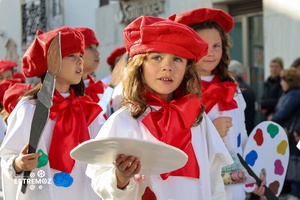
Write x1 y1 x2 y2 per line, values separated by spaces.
85 74 105 102
142 91 202 180
200 76 238 113
48 90 102 173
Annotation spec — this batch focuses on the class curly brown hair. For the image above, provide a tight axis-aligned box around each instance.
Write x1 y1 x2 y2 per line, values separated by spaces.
190 20 235 83
121 53 204 125
280 68 300 89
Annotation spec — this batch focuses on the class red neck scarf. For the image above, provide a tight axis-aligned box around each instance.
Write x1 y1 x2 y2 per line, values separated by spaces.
85 74 105 102
141 91 201 180
201 75 238 113
48 89 102 173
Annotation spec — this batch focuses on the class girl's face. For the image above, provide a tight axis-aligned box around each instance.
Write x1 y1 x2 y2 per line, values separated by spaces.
195 28 223 76
0 70 13 82
55 52 83 93
280 79 289 91
142 52 187 101
82 43 100 79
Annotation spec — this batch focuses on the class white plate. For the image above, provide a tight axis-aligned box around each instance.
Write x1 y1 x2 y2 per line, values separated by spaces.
70 137 188 175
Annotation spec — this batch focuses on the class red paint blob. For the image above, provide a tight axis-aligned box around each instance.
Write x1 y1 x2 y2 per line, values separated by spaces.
254 128 264 146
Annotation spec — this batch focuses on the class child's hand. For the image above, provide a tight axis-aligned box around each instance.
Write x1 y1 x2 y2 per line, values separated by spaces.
115 154 141 189
212 117 232 137
14 143 42 173
252 171 267 199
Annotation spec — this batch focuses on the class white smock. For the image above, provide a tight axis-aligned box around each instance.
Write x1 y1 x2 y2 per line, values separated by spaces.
201 75 248 200
0 95 105 200
86 105 233 200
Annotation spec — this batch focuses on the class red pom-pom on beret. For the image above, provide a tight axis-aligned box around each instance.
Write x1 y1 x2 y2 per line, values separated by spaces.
107 46 126 66
123 16 208 62
22 26 85 78
73 27 99 47
171 8 234 33
0 60 18 73
3 83 33 113
0 79 21 102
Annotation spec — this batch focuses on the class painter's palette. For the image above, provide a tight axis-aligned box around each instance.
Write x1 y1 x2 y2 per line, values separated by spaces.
243 121 289 196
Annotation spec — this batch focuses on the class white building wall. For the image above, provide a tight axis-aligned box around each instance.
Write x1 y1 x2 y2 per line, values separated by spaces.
264 0 300 78
94 2 126 81
62 0 98 29
1 0 300 81
0 0 22 70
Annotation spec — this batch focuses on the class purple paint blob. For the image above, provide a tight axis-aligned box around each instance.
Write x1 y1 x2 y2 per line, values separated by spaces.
245 150 258 166
274 159 284 175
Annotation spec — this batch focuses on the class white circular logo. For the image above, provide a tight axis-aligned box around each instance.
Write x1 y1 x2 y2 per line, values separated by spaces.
38 185 43 189
30 172 35 178
29 185 35 190
37 170 45 178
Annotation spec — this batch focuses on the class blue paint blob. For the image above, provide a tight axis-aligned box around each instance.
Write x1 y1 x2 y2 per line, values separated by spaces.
53 172 73 187
237 133 241 148
245 150 258 166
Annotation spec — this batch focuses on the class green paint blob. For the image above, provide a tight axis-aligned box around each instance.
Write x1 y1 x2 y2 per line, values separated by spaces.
267 123 279 138
37 149 48 168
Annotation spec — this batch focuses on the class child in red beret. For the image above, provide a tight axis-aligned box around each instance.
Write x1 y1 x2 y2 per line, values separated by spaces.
0 59 18 82
86 15 233 200
171 7 266 200
102 46 127 84
74 27 106 104
0 27 105 200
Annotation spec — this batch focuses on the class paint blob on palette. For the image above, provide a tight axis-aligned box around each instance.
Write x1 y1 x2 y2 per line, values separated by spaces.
243 121 289 196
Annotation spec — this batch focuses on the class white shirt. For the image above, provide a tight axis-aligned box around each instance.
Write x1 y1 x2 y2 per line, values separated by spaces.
86 106 233 200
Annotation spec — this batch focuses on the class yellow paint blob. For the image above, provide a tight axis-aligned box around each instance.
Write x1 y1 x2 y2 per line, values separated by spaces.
277 140 288 155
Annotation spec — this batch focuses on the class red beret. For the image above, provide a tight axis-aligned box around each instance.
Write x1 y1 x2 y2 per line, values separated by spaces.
22 26 85 78
3 83 33 113
73 27 99 47
170 8 234 33
106 46 126 66
0 60 18 73
0 79 22 102
124 16 208 62
13 71 26 83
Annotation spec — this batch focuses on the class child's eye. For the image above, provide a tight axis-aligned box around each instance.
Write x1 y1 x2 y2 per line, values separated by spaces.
174 57 183 62
152 55 162 61
80 53 83 58
68 54 75 57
